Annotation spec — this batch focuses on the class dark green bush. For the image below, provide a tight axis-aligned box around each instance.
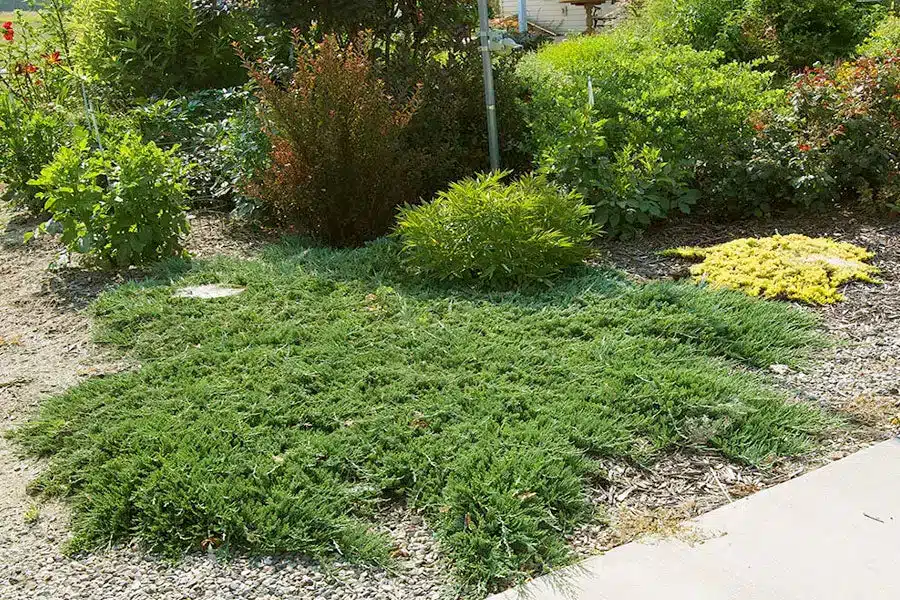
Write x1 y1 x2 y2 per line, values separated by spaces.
518 33 778 235
400 49 534 202
252 0 476 67
395 172 599 283
30 132 190 267
72 0 254 98
635 0 884 71
0 95 69 213
131 88 270 214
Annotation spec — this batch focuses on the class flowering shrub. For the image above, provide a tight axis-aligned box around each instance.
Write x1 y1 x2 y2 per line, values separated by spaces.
0 8 71 108
731 53 900 212
30 133 190 267
665 234 880 305
0 4 77 213
245 33 420 247
395 172 599 284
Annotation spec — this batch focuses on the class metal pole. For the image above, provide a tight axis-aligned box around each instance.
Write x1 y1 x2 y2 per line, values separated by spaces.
477 0 501 172
518 0 528 33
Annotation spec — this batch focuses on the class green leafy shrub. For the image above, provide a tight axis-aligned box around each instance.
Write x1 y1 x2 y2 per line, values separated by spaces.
746 0 882 70
132 87 270 214
730 54 900 212
245 33 420 247
634 0 883 71
857 15 900 57
252 0 476 66
30 132 190 267
518 34 778 235
0 94 68 213
395 172 599 283
71 0 254 98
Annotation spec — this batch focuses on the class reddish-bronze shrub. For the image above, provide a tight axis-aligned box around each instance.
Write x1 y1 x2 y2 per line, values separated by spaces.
245 33 421 247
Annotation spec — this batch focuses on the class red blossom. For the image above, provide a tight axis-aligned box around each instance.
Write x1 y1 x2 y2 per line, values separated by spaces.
798 143 811 152
44 51 61 65
2 21 12 30
2 30 12 42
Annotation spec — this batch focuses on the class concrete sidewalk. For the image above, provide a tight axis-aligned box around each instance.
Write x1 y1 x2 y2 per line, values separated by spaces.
492 438 900 600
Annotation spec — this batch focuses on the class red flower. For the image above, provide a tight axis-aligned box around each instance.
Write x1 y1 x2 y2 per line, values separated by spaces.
2 21 12 30
44 51 61 65
798 143 811 153
2 30 12 42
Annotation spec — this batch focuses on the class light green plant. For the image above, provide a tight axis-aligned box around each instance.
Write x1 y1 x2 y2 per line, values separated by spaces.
395 172 600 283
23 503 40 525
29 131 190 267
518 32 778 235
665 234 881 304
857 15 900 56
0 94 69 212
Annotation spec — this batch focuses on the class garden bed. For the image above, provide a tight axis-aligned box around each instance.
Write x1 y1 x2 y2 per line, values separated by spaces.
1 204 896 600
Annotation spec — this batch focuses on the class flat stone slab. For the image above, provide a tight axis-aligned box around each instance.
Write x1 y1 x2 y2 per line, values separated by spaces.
173 284 246 299
492 437 900 600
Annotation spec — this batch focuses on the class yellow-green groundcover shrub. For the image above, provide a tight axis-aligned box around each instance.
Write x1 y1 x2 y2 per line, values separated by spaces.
665 234 880 304
395 172 599 283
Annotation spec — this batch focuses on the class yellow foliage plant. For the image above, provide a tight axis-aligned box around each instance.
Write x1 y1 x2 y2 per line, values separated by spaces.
664 234 880 305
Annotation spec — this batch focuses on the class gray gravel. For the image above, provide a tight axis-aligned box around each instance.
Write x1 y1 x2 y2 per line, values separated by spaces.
0 498 452 600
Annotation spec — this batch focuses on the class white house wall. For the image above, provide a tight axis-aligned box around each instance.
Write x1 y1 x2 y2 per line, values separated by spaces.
499 0 617 33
